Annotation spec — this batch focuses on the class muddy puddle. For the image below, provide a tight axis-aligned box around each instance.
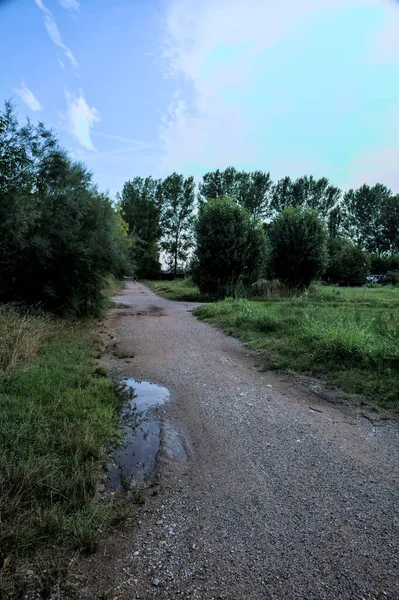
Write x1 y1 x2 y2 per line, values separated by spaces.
107 379 170 491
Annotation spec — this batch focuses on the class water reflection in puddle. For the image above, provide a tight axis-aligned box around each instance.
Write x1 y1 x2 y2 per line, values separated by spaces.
107 379 169 491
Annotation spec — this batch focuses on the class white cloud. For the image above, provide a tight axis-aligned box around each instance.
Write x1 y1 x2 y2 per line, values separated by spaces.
34 0 78 68
58 0 80 10
65 90 100 150
13 81 42 111
160 0 399 176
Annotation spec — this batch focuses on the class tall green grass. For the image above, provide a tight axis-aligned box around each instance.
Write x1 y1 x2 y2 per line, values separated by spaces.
195 286 399 411
0 309 128 597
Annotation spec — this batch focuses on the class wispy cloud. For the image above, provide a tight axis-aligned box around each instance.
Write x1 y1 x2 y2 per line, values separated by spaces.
77 146 159 160
13 81 42 111
34 0 78 68
93 131 160 148
58 0 80 11
65 90 100 150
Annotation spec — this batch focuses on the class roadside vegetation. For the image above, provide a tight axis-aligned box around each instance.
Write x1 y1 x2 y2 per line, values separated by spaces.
195 285 399 413
0 308 130 598
0 103 133 596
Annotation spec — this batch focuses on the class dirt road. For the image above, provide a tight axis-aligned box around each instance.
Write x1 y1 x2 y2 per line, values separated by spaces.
80 281 399 599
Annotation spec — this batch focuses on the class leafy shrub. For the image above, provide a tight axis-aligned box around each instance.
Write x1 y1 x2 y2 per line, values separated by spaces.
325 238 370 284
192 197 268 298
0 102 132 316
269 207 328 290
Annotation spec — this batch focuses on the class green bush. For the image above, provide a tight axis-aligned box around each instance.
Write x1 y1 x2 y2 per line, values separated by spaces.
0 102 132 316
269 207 328 290
192 197 268 298
325 238 370 284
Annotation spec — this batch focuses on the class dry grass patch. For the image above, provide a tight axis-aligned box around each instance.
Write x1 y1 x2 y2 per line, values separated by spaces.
0 305 52 373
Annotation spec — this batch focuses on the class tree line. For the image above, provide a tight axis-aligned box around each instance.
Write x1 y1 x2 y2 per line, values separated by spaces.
2 99 399 312
120 166 399 292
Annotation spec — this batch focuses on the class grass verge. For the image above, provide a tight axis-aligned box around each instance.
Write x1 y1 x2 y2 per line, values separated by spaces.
142 278 212 302
194 285 399 414
0 306 129 598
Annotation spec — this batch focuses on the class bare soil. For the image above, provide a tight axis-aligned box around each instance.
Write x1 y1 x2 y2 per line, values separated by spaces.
75 281 399 600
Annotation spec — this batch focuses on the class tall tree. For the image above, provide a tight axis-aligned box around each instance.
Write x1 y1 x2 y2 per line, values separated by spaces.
236 170 272 221
160 173 196 275
198 167 238 203
0 101 56 298
379 194 399 255
199 167 272 221
0 102 132 314
340 184 396 254
119 176 162 277
270 175 341 220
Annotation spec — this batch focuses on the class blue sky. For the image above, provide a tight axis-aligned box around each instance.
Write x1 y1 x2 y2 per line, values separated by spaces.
1 0 399 197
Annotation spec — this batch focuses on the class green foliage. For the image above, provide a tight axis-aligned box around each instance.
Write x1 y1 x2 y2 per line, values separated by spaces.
113 204 135 278
194 286 399 411
160 173 196 274
0 313 128 590
270 175 341 220
192 197 268 298
198 166 272 221
325 238 370 284
119 176 162 278
341 184 399 254
0 102 132 315
198 167 236 201
269 207 328 290
370 254 399 280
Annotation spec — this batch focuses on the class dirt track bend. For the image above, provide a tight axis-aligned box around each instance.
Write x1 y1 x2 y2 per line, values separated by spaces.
79 281 399 600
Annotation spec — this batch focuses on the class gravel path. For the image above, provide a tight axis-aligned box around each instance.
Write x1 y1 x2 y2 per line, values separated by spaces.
79 281 399 600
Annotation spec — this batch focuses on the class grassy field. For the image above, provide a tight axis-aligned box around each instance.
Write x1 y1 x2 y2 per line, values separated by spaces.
193 285 399 413
142 278 212 302
0 306 129 598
